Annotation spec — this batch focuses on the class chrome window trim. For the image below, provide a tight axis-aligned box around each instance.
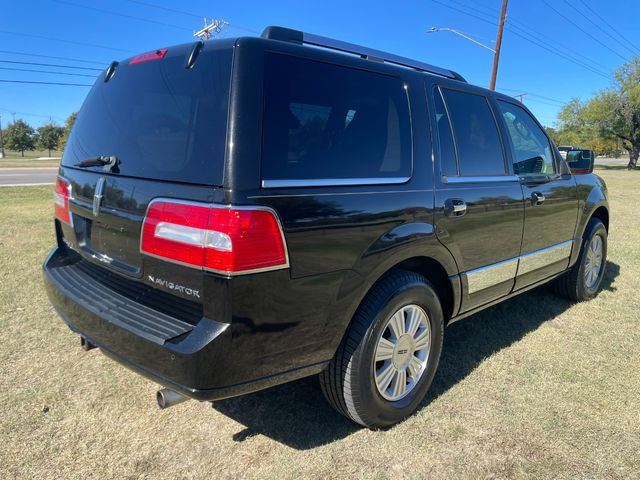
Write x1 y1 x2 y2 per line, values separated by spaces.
442 175 519 184
465 257 518 295
462 240 575 295
261 177 411 189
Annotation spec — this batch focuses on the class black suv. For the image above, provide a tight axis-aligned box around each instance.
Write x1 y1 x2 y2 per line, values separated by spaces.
43 27 609 428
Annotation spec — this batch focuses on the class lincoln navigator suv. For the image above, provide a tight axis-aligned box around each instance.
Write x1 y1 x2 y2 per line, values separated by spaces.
43 27 609 428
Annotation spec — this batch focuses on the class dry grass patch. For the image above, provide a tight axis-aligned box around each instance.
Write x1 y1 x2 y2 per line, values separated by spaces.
1 169 639 479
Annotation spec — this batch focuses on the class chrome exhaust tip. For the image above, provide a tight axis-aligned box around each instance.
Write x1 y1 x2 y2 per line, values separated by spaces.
156 388 188 409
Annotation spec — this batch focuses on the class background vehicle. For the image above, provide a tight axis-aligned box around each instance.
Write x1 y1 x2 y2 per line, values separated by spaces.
558 145 579 159
43 26 609 428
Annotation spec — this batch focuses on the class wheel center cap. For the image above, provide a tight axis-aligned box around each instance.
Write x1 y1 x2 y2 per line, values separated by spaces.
393 334 414 369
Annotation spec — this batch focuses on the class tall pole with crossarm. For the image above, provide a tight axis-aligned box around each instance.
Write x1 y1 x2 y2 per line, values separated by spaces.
490 0 509 90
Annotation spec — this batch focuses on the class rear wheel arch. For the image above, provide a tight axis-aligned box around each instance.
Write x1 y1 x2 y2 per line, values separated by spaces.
391 257 455 322
332 254 457 352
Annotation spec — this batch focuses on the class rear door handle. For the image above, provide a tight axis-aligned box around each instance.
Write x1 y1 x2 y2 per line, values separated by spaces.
531 192 545 206
445 199 467 217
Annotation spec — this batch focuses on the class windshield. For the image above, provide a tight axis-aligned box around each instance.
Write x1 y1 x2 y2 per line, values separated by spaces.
62 46 232 185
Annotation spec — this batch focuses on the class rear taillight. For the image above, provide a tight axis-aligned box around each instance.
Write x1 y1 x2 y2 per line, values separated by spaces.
54 177 72 225
140 200 289 275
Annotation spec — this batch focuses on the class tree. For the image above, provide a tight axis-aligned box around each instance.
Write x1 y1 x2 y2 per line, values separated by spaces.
59 112 78 152
558 57 640 169
36 122 64 157
4 119 35 157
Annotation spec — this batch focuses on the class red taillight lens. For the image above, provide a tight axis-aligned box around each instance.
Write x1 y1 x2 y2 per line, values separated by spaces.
140 201 288 275
54 177 72 225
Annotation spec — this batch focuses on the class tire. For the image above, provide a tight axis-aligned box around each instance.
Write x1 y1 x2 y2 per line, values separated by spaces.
319 269 444 429
553 218 607 302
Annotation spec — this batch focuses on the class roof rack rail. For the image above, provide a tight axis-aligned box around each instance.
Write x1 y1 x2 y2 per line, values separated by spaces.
261 26 466 82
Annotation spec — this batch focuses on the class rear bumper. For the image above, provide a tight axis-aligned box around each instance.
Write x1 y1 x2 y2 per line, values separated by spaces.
43 247 326 401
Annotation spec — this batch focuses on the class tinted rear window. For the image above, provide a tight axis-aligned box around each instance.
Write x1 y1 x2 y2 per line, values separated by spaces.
62 47 232 185
433 88 457 177
261 53 412 182
441 89 506 176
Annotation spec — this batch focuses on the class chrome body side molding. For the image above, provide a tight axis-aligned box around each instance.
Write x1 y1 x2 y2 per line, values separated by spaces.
465 258 518 294
461 240 575 295
517 240 574 276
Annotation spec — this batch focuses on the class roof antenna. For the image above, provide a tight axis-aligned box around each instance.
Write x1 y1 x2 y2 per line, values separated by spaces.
194 18 228 40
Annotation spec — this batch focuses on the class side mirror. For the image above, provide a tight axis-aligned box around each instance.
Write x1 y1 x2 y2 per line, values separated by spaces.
566 149 594 174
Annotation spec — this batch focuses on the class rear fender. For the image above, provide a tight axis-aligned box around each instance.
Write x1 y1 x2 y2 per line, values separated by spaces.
324 221 460 356
571 174 609 266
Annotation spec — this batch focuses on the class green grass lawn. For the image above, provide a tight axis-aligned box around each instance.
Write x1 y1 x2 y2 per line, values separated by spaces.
1 168 639 479
0 149 61 168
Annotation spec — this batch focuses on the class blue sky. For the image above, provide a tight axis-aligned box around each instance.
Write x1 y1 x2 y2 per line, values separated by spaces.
1 0 638 128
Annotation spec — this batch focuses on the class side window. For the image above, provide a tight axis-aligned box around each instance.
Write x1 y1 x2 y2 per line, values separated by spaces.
441 88 506 177
262 53 412 182
433 88 457 177
497 100 556 175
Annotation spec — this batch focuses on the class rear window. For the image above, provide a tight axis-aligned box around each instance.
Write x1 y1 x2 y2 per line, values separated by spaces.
62 47 232 185
261 53 412 183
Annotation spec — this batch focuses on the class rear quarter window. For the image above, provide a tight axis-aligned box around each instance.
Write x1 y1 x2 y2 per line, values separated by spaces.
261 53 412 183
441 88 506 177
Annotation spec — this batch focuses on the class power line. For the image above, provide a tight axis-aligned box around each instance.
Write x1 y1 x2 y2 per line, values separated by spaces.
432 0 497 27
506 20 611 74
523 98 569 108
565 0 638 57
430 0 611 79
0 79 92 87
0 29 135 54
577 0 640 55
0 49 107 66
0 107 64 121
0 60 102 71
540 0 629 62
506 28 610 79
121 0 260 34
445 0 612 74
496 88 567 105
54 0 192 32
0 66 97 78
123 0 203 19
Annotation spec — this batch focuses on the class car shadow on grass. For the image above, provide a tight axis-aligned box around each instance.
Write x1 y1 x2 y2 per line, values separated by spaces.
212 261 620 450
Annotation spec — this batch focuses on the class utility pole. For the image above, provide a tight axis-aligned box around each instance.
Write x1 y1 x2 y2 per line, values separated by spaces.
194 18 228 40
0 113 4 159
490 0 509 90
514 93 528 103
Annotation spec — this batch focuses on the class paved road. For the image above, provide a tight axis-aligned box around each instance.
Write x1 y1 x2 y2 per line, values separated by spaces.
0 167 58 186
595 157 629 166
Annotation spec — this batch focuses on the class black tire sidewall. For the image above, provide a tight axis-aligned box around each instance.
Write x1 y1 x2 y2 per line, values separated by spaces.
350 277 444 428
577 220 607 299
